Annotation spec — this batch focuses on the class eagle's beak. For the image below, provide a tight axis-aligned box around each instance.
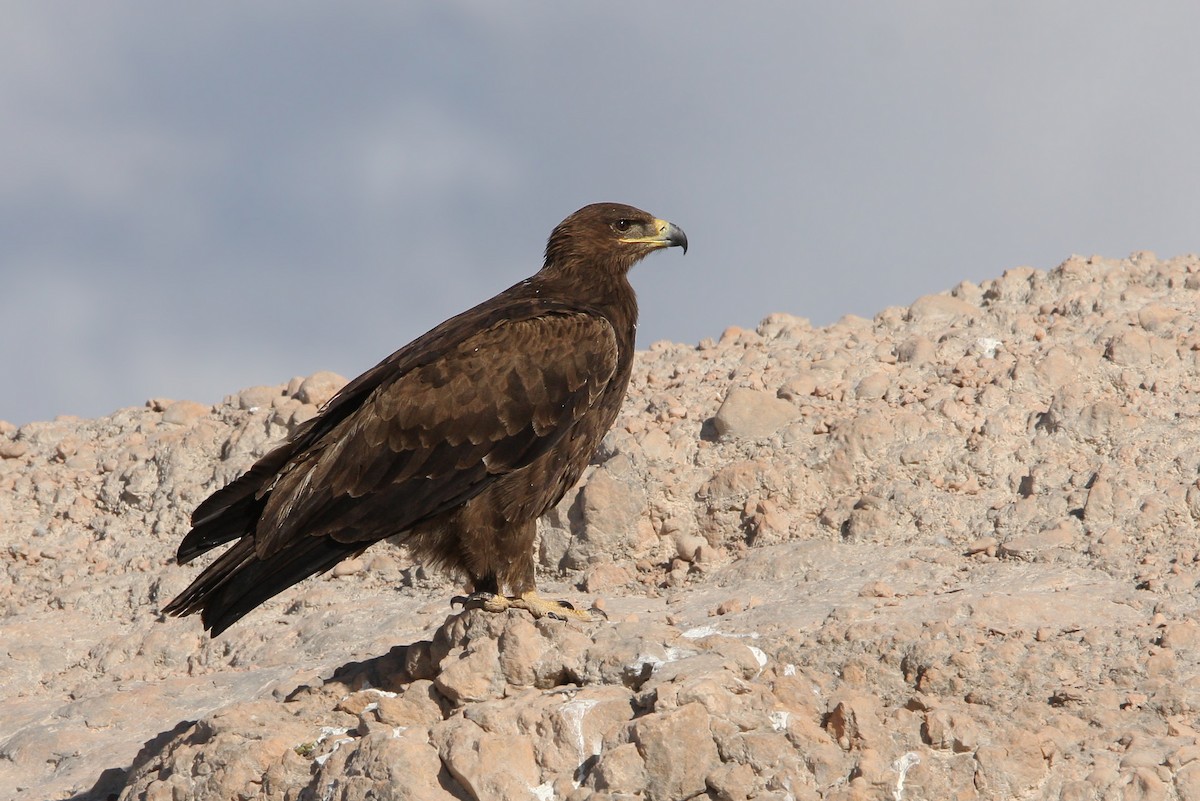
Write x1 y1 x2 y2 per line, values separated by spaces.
621 219 688 254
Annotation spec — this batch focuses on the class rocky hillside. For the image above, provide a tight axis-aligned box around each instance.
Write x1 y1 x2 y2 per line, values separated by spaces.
4 253 1200 800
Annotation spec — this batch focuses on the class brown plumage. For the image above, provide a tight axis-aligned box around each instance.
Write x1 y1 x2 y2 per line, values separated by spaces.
163 203 687 636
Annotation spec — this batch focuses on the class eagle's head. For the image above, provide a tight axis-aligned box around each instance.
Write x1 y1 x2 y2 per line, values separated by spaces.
543 202 687 278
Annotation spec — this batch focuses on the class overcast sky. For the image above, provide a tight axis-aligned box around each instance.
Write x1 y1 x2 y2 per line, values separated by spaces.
4 3 1199 427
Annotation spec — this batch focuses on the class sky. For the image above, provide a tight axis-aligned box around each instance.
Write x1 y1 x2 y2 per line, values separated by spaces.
4 3 1199 427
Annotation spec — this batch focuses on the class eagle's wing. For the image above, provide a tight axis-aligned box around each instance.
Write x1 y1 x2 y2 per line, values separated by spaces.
252 311 619 556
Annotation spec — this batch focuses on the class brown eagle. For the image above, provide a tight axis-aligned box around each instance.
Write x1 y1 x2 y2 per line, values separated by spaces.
163 203 687 636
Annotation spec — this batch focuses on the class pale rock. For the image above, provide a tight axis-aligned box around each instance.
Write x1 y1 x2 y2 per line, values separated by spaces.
637 426 675 461
1137 303 1179 332
1018 348 1078 391
701 460 764 506
756 312 811 340
690 636 767 683
1146 648 1176 677
531 686 638 778
537 524 573 570
435 638 504 705
236 384 280 410
565 456 648 568
833 313 873 333
853 371 891 401
631 702 720 801
576 623 675 689
374 680 447 728
1124 767 1169 801
295 371 347 407
290 403 319 426
1185 481 1200 522
705 761 758 800
589 741 646 793
804 741 852 787
495 615 547 687
983 265 1038 302
160 400 209 425
849 747 894 791
777 372 818 400
965 536 997 556
582 561 634 592
312 733 459 801
922 709 980 752
1084 469 1121 525
833 410 903 461
1159 621 1199 650
1175 761 1200 801
894 335 935 365
999 521 1078 560
674 532 708 563
402 640 437 682
972 739 1048 797
1076 400 1137 443
434 716 540 801
712 387 800 439
1122 747 1168 769
906 293 977 324
332 558 365 577
824 693 887 751
1105 329 1157 367
269 396 301 426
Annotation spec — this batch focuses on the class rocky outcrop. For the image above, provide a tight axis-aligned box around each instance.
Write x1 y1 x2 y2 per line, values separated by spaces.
4 253 1200 799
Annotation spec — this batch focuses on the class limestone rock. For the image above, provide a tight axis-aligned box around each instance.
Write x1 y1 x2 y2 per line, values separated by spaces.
4 253 1200 800
712 387 800 439
294 370 348 407
630 703 721 801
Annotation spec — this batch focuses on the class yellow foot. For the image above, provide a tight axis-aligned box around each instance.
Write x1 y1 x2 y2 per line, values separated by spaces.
451 590 599 621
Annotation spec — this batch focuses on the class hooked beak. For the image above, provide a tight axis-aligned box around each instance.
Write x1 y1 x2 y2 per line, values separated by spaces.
621 218 688 254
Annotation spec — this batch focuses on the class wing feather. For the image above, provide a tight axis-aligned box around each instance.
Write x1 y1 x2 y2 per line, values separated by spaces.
252 312 618 556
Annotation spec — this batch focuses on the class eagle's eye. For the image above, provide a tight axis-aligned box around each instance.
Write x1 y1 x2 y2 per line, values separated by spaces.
614 219 633 233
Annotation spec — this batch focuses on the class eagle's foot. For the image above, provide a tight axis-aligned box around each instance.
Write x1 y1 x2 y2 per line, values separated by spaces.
509 591 595 621
451 590 597 621
449 591 510 614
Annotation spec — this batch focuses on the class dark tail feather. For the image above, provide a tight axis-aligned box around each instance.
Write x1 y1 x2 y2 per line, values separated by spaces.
163 535 363 637
176 498 262 565
191 453 282 523
177 446 295 564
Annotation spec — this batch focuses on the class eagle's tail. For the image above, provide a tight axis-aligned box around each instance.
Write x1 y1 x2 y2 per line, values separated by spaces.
162 534 363 637
176 446 295 564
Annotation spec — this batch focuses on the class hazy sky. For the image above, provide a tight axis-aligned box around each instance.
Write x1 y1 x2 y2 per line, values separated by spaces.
4 4 1199 426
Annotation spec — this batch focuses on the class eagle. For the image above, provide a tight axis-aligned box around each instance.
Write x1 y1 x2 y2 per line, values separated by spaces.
163 203 687 636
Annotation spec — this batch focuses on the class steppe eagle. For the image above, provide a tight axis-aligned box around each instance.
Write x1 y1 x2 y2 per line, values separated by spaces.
163 203 687 636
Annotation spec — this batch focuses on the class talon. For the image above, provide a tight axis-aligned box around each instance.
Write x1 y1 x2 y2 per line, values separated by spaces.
451 591 504 612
